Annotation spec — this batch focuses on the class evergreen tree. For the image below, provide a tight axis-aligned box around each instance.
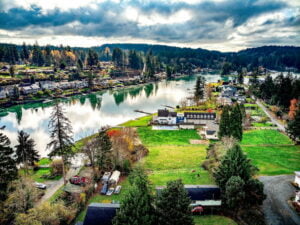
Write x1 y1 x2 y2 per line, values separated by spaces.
225 176 245 209
32 43 44 66
0 132 18 200
96 127 112 170
218 105 231 139
213 144 257 191
287 106 300 142
112 48 123 67
166 65 172 79
113 167 155 225
237 69 244 84
21 42 29 61
44 45 52 66
145 53 155 79
156 179 193 225
9 65 15 77
230 104 243 141
129 50 142 70
47 102 74 185
87 49 99 67
15 131 40 174
194 76 205 102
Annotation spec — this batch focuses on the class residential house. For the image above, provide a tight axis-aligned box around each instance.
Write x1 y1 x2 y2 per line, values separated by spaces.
0 86 8 99
21 83 40 95
201 121 219 140
184 112 216 125
156 185 221 208
153 109 177 125
39 81 57 90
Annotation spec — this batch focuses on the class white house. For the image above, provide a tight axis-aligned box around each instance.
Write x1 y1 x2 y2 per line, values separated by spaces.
154 109 177 125
40 81 57 90
21 83 40 95
0 88 8 99
294 171 300 186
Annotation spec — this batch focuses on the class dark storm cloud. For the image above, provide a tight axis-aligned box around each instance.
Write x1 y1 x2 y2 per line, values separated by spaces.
0 0 299 46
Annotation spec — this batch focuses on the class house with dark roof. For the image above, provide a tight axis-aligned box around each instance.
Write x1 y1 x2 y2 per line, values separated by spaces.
184 112 216 125
156 185 221 207
153 109 177 125
82 203 120 225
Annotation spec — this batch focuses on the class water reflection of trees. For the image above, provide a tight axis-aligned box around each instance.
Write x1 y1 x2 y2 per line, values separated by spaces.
87 94 102 110
144 83 154 97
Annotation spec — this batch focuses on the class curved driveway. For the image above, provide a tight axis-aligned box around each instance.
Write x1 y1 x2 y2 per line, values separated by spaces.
259 175 300 225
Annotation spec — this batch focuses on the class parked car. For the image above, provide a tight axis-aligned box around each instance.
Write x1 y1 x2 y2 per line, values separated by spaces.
69 176 90 185
191 206 204 214
114 185 122 194
35 182 47 189
106 187 115 196
101 183 108 195
101 172 111 184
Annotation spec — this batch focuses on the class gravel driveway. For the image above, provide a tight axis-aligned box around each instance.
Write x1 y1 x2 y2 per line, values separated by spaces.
259 175 300 225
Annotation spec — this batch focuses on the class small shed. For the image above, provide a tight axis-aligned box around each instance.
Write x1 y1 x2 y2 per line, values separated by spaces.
83 203 120 225
109 170 121 185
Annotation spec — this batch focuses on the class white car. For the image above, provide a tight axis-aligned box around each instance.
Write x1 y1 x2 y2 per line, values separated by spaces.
114 185 122 194
35 182 47 189
106 187 115 196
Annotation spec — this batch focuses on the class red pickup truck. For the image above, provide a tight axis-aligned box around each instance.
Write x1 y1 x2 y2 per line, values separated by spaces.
69 176 90 185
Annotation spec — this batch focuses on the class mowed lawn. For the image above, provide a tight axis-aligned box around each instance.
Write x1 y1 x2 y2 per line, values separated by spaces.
241 129 299 175
194 215 237 225
243 146 300 175
138 127 200 146
137 127 214 185
241 129 293 145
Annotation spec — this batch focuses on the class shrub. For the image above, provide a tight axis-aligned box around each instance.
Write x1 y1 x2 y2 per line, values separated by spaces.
50 159 64 176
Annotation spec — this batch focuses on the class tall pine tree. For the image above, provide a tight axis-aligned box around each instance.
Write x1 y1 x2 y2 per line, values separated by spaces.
15 130 40 174
218 105 231 139
47 102 74 185
0 132 18 200
287 105 300 142
156 180 194 225
113 167 155 225
230 104 243 141
96 127 112 171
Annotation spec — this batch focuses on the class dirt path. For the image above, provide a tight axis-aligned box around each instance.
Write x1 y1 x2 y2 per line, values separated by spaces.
259 175 300 225
256 99 286 132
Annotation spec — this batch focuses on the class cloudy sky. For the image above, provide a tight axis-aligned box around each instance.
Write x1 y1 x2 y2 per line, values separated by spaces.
0 0 299 52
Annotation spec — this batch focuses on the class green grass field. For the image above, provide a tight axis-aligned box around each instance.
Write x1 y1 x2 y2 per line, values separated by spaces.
137 128 214 186
243 146 300 175
241 130 293 145
194 215 237 225
138 127 200 146
120 115 153 127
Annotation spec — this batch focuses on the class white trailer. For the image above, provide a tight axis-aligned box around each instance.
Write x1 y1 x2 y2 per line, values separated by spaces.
109 170 121 185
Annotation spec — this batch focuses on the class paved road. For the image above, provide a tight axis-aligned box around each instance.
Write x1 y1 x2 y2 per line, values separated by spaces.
37 154 85 205
256 99 286 132
259 175 300 225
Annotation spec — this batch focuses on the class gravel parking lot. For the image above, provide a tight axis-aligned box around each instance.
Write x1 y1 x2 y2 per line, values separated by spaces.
259 175 300 225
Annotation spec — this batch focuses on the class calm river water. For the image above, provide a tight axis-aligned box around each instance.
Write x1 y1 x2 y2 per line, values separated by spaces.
0 72 297 156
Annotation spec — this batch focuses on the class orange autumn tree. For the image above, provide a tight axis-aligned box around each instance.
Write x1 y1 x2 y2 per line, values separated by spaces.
288 98 298 120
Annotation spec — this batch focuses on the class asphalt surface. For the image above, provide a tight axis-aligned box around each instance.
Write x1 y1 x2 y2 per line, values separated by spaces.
256 99 286 132
259 175 300 225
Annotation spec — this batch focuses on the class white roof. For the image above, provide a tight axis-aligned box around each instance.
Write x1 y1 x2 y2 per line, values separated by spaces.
295 171 300 176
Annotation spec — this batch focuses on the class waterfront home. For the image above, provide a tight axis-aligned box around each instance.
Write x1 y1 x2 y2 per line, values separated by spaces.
57 80 71 89
154 109 177 125
184 112 216 125
21 83 41 95
0 88 8 99
39 81 57 90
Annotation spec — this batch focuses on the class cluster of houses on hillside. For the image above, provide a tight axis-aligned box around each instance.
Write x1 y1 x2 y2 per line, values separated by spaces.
217 85 246 105
0 80 89 98
152 109 219 140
